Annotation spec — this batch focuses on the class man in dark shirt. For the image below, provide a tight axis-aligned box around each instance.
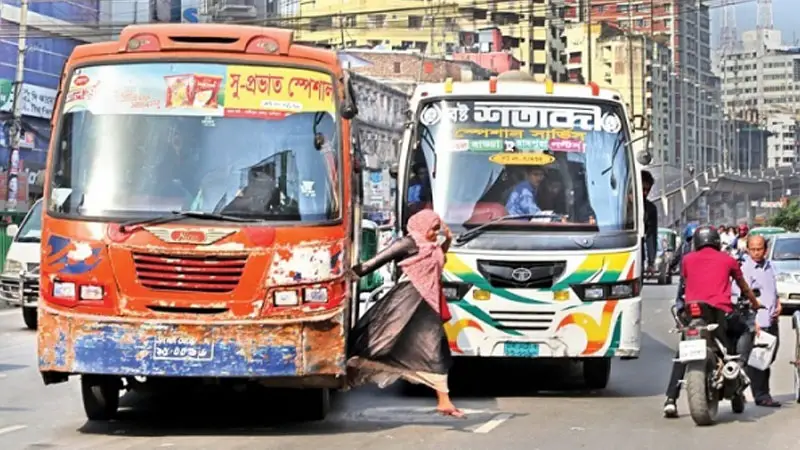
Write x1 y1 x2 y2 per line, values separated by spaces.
642 171 658 274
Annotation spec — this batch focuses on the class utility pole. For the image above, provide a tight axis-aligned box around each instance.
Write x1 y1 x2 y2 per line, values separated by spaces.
627 0 634 116
339 13 345 49
694 0 701 174
528 0 533 76
6 0 28 211
586 0 592 83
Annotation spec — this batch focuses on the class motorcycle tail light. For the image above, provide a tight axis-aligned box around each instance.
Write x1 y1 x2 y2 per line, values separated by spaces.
685 328 699 337
688 302 703 318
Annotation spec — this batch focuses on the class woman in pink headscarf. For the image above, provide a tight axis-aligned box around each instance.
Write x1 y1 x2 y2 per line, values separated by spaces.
347 209 464 418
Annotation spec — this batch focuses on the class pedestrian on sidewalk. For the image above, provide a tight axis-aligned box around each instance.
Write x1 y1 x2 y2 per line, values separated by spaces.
740 235 782 407
346 209 465 418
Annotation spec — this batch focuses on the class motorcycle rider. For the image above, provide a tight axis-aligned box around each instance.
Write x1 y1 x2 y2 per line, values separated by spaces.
731 223 750 257
663 222 699 418
682 226 761 385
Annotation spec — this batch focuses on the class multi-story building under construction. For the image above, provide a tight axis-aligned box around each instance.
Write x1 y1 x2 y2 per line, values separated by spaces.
574 0 721 171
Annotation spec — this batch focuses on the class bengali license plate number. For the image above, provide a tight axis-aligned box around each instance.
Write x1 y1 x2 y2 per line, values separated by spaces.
678 340 707 361
504 342 540 358
153 335 214 361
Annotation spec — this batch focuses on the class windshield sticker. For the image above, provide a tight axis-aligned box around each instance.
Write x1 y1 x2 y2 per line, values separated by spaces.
548 138 585 152
420 102 469 126
601 113 622 133
225 65 335 118
489 153 555 166
423 101 622 133
463 129 585 153
64 64 335 118
454 128 525 139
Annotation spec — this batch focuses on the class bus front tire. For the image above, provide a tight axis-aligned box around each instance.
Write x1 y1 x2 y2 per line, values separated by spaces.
81 375 121 421
297 388 330 421
582 357 611 390
22 306 36 330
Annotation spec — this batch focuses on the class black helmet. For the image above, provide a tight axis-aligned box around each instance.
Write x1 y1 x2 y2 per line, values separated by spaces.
693 225 721 251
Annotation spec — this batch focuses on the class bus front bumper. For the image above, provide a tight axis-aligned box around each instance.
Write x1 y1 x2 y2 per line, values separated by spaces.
37 305 347 384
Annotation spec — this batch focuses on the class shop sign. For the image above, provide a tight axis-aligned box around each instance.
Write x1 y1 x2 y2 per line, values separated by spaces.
0 80 57 120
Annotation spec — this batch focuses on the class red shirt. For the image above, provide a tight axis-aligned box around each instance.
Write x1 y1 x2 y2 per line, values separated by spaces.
681 247 742 313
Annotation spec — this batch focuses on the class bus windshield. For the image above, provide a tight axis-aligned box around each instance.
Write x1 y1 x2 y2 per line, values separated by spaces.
49 62 340 222
406 99 635 232
15 200 43 243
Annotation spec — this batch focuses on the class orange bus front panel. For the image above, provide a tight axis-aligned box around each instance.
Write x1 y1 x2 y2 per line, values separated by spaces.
38 307 346 379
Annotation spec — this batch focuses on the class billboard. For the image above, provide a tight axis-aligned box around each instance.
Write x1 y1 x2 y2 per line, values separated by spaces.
150 0 201 23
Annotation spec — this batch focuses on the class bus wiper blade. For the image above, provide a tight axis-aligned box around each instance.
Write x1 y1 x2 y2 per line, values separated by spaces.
453 213 559 246
119 210 259 232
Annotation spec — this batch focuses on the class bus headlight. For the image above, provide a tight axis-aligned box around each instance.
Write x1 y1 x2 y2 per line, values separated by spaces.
304 287 328 303
3 259 22 276
610 283 634 298
53 281 76 299
571 280 639 301
274 290 299 306
79 285 104 300
584 286 605 300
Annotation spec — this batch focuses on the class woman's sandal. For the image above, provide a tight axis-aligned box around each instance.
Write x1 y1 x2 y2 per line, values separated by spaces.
437 408 467 419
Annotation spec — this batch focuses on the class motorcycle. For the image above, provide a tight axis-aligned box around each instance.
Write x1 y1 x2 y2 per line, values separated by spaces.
671 293 763 426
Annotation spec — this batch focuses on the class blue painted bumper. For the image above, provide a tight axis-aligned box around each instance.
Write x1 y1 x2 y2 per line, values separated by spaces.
38 307 346 379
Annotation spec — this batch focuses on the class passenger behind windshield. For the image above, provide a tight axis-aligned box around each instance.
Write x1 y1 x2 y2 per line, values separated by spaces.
505 166 545 215
407 162 432 216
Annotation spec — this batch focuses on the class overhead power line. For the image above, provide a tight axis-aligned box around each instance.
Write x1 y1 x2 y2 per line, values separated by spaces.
0 0 754 40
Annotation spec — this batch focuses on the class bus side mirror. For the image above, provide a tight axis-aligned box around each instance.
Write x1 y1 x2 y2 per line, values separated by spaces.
389 163 399 179
631 114 648 132
341 76 359 120
637 150 653 166
6 224 18 237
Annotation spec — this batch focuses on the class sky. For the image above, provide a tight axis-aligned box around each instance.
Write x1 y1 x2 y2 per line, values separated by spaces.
712 0 799 46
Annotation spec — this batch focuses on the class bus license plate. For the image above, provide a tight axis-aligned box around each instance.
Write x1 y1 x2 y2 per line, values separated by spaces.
504 342 540 358
678 340 707 362
153 335 214 362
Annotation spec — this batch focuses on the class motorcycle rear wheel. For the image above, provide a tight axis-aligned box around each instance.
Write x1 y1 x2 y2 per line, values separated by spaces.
685 357 719 426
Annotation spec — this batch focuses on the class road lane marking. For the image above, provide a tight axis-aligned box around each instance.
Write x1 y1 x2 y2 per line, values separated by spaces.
0 425 27 436
472 413 512 434
0 309 18 317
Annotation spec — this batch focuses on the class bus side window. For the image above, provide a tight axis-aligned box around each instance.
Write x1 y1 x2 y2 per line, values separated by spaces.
406 148 432 216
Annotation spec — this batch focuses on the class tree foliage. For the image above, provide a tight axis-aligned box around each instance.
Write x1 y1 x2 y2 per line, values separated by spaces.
768 199 800 230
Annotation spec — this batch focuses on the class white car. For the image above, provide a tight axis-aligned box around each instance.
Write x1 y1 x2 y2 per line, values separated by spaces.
0 199 42 329
770 233 800 312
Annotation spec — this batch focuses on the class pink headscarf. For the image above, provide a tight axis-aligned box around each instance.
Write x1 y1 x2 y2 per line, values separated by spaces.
399 209 445 313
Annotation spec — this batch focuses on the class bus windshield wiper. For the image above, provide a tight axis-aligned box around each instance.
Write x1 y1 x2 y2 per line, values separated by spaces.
453 213 561 246
119 210 259 232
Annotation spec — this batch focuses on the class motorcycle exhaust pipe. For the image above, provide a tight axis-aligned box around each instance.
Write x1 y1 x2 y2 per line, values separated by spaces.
722 361 741 380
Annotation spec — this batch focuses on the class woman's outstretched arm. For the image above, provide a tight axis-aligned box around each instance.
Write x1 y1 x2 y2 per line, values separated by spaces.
352 236 416 277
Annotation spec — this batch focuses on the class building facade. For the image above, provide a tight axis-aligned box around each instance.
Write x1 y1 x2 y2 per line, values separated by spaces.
582 0 721 172
718 29 800 167
349 72 408 211
288 0 567 81
0 0 101 208
765 113 798 168
451 27 523 73
564 22 673 161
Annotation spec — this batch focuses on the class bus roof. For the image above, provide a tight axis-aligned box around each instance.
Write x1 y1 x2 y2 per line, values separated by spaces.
410 78 625 104
68 23 338 68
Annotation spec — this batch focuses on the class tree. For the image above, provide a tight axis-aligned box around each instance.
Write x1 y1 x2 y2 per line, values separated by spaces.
768 199 800 230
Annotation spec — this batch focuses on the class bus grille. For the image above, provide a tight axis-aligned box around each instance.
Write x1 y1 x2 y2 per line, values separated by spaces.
132 252 247 293
488 310 557 332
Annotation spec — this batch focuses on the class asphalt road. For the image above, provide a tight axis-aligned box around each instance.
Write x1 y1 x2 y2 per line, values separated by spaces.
0 284 797 449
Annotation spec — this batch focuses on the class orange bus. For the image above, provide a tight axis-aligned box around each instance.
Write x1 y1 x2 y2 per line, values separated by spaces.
37 24 364 421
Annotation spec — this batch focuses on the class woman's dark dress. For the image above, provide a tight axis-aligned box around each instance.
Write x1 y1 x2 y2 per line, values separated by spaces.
347 236 453 387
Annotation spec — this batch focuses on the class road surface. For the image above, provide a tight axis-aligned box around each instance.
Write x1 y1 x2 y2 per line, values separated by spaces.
0 284 797 449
